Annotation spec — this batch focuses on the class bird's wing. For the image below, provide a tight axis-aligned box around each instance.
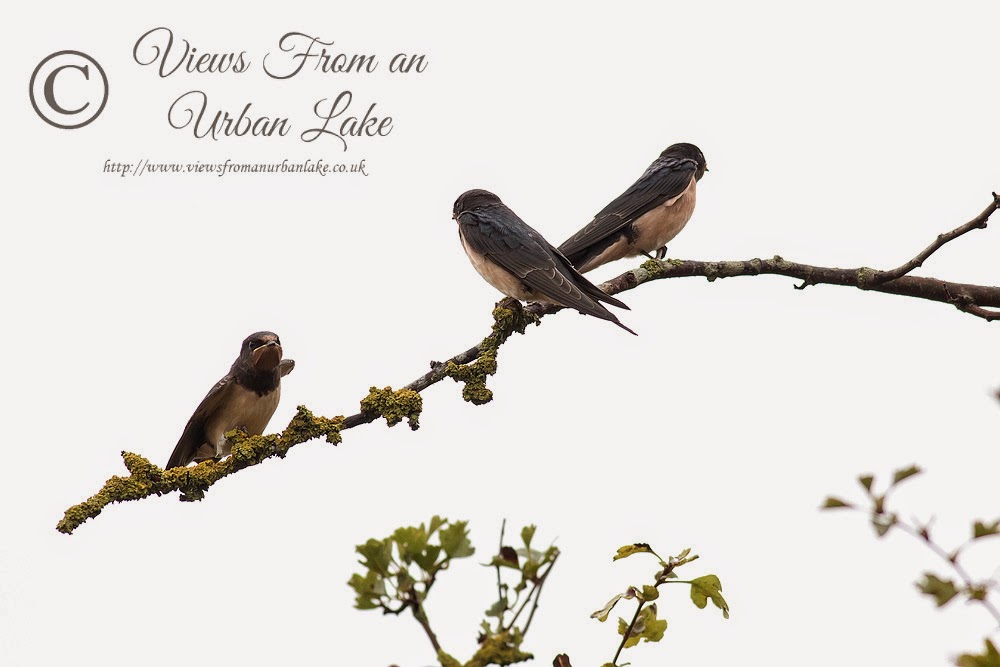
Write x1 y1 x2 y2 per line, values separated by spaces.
558 156 698 258
461 207 626 321
165 373 235 469
279 359 295 377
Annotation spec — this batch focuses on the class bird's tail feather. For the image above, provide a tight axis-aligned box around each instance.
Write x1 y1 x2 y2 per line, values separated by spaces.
577 277 630 311
581 299 638 336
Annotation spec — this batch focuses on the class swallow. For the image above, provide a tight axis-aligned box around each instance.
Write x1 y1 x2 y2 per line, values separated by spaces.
165 331 295 469
558 143 707 273
452 189 636 335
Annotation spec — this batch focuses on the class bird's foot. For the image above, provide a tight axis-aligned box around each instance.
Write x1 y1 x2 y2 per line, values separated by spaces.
496 297 523 312
655 246 668 260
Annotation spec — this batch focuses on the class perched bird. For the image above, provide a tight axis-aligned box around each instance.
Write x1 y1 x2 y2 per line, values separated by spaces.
558 143 707 273
453 189 636 335
165 331 295 469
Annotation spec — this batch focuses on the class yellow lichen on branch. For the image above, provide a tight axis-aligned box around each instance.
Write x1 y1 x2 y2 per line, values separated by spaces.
360 386 423 429
56 406 343 534
442 303 538 405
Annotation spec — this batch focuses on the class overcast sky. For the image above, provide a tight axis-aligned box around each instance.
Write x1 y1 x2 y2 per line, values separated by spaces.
3 2 1000 666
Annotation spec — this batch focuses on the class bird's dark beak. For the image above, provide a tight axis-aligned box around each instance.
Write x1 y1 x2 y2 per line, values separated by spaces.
252 341 283 370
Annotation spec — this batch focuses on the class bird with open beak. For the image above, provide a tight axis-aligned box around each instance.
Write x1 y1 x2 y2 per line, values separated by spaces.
165 331 295 469
558 143 707 273
453 189 636 335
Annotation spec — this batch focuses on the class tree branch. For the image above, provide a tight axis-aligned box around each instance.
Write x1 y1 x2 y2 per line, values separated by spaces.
870 194 999 285
410 593 443 654
57 194 1000 534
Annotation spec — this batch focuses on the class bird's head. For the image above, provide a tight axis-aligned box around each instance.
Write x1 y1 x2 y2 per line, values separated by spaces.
661 143 708 181
453 189 502 220
241 331 283 371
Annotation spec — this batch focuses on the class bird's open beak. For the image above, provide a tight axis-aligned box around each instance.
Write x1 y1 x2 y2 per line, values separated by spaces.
252 340 283 370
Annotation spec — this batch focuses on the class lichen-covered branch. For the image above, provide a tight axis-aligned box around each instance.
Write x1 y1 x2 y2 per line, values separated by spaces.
57 306 537 535
57 407 344 533
57 194 1000 534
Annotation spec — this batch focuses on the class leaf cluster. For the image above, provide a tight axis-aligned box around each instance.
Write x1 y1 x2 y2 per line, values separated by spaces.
481 523 559 639
591 543 729 666
823 465 1000 665
349 515 475 614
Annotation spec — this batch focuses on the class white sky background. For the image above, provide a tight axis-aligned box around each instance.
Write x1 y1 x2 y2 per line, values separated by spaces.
2 2 1000 665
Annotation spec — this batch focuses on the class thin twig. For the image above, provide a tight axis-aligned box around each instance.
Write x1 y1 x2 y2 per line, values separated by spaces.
521 553 558 637
495 519 507 633
892 519 1000 628
870 194 999 285
954 298 1000 322
612 599 646 666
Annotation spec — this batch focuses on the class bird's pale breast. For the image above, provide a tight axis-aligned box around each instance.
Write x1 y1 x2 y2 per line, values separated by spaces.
204 384 281 457
460 233 534 301
631 176 697 252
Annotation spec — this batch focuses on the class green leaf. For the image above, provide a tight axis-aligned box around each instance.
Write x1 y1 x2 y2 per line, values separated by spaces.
617 604 667 648
613 543 653 561
968 584 989 602
858 474 875 493
955 639 1000 667
973 519 1000 540
522 559 539 583
429 515 446 536
916 573 960 607
617 617 639 648
347 570 386 610
689 575 730 619
871 513 896 538
821 496 854 510
641 616 667 644
356 538 394 576
521 524 536 549
440 520 475 559
396 568 415 596
641 585 659 601
891 465 922 486
485 598 508 618
413 544 442 572
393 525 430 563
